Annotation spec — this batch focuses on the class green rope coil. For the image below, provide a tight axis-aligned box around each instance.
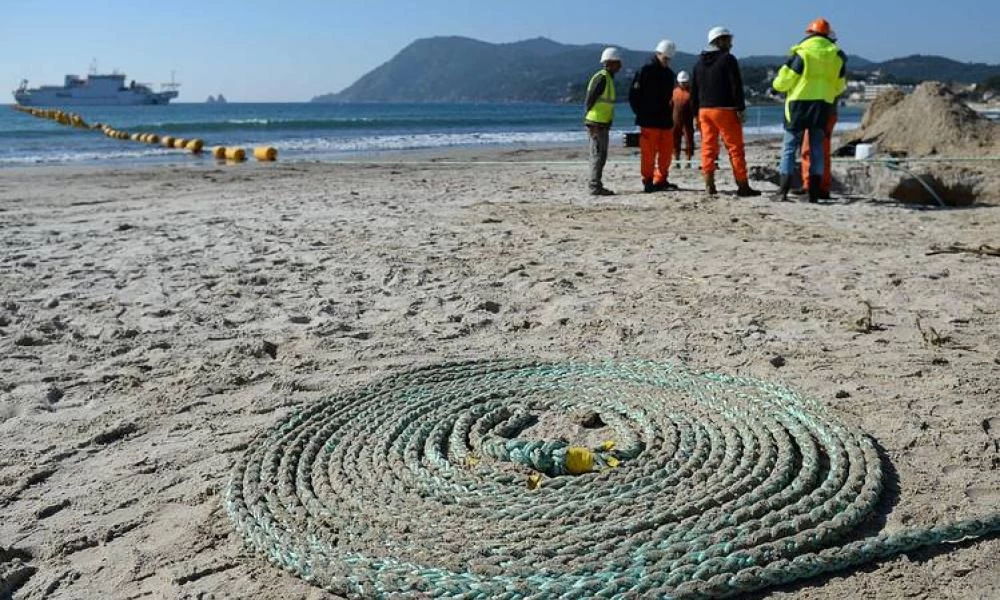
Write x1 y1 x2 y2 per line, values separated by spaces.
225 359 999 598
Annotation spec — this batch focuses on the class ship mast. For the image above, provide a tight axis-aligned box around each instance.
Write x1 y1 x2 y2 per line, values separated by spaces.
161 70 181 92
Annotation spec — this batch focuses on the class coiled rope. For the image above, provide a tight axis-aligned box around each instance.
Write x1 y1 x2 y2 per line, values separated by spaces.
225 359 999 598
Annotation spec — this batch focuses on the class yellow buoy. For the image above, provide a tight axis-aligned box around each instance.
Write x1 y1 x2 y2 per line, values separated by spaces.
161 136 176 148
147 134 160 144
564 446 595 475
253 146 278 161
225 147 247 162
172 138 187 149
186 139 204 153
211 146 227 159
130 133 141 141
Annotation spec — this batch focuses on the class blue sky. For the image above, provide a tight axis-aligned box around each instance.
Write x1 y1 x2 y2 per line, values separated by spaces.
3 1 998 102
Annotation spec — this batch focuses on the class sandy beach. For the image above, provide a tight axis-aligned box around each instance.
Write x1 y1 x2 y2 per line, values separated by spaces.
1 143 998 599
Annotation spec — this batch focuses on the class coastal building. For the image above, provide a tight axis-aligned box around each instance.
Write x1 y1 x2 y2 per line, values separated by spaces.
862 83 914 101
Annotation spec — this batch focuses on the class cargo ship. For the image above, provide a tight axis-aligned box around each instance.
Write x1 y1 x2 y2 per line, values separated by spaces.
13 72 180 106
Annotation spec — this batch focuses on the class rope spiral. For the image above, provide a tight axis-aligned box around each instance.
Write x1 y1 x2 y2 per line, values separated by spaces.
225 359 999 598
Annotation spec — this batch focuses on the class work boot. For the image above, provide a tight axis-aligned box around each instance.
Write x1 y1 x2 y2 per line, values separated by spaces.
654 180 679 192
818 189 832 200
807 176 822 203
736 181 762 197
643 180 656 194
591 186 615 196
703 172 718 196
771 175 792 202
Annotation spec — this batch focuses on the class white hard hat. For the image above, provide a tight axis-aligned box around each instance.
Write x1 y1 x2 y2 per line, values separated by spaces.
708 26 732 44
655 39 676 58
600 47 622 63
677 71 690 83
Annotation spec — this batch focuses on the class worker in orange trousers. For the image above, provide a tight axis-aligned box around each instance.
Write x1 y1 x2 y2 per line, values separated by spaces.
800 110 837 198
691 26 760 196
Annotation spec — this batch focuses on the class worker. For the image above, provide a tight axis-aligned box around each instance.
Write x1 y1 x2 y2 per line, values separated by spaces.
690 26 761 197
799 28 841 199
672 71 696 169
771 18 847 203
585 47 623 196
629 39 677 193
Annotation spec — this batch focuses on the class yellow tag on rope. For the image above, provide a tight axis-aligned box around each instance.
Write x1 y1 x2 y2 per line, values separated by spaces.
599 440 616 451
527 472 543 490
565 446 595 475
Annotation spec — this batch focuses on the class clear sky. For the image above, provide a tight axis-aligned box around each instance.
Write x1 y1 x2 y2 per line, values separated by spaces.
3 0 998 102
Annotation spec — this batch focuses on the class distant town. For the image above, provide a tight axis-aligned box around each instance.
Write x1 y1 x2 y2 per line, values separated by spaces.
747 67 1000 106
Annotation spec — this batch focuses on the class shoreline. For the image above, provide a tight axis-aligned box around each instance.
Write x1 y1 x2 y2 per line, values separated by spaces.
0 101 863 169
0 135 790 172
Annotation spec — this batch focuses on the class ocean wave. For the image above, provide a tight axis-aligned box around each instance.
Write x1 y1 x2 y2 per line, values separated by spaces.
0 121 865 165
273 130 590 153
115 115 581 134
0 146 174 165
742 120 860 136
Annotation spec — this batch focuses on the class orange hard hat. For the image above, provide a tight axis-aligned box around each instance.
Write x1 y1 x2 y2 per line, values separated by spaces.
806 18 832 36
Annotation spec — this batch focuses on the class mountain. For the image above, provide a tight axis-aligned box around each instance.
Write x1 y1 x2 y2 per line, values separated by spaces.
872 55 1000 84
312 37 1000 103
313 36 698 103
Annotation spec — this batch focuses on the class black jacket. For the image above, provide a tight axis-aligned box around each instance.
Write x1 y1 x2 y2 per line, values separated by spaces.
628 58 676 129
691 50 746 112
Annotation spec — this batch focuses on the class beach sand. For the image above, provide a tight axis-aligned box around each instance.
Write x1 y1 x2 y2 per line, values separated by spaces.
1 144 998 599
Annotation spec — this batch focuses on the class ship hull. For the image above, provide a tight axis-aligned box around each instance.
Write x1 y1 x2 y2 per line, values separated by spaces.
13 91 178 106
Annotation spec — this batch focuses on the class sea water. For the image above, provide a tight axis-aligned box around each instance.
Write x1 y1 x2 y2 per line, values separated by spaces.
0 102 862 166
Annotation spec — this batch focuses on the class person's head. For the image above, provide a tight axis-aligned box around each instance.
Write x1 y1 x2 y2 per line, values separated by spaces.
655 39 676 67
707 26 733 51
600 47 623 74
805 18 832 38
676 70 691 89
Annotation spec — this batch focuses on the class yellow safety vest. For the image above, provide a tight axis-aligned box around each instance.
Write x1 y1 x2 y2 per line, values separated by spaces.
773 36 846 122
585 69 615 124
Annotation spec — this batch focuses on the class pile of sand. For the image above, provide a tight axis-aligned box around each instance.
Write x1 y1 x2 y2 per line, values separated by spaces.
859 88 905 129
847 81 999 156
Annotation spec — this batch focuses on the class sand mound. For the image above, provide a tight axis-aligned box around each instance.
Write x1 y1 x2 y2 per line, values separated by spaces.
847 82 999 156
860 88 905 129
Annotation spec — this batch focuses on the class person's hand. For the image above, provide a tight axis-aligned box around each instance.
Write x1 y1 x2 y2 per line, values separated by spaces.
737 110 747 124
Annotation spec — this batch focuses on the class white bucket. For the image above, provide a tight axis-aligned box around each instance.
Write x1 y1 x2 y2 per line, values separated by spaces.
855 143 875 160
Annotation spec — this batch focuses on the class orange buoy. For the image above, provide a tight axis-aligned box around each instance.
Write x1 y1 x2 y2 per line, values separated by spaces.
253 146 278 161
